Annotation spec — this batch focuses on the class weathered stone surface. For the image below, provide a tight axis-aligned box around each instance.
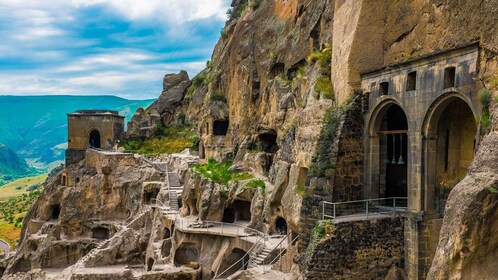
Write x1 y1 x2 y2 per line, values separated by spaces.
427 133 498 280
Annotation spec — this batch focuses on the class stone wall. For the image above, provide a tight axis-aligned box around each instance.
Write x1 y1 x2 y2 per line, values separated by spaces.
305 217 404 280
299 97 364 251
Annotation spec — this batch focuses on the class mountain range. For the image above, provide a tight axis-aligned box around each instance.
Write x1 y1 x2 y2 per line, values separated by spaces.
0 95 154 181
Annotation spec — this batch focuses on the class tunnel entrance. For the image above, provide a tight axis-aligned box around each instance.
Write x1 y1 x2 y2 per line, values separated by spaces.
222 208 235 223
163 227 171 239
275 217 288 235
379 105 408 201
92 227 110 239
89 130 101 148
147 258 154 271
144 189 159 205
50 205 61 220
213 120 229 136
162 240 172 257
174 243 199 267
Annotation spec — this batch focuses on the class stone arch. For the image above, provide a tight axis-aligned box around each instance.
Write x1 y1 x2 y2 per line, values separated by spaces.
422 92 477 213
174 242 199 267
366 99 410 203
88 129 101 148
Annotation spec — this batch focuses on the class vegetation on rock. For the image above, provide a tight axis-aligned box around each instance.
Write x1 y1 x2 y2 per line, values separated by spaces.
119 125 198 156
303 220 334 268
479 89 492 134
193 158 253 186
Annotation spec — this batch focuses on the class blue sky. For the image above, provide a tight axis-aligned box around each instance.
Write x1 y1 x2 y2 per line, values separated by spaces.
0 0 230 99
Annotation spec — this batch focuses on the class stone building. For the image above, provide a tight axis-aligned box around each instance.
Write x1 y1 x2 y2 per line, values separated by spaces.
65 110 125 166
361 43 480 279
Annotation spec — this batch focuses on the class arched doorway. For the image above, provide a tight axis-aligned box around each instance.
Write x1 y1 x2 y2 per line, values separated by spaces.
369 103 409 201
89 130 101 148
424 96 477 214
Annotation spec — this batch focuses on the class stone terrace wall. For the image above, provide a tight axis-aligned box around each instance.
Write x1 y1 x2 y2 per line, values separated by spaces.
305 217 404 280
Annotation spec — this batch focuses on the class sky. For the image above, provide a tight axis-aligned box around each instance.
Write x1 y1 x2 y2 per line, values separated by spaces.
0 0 231 99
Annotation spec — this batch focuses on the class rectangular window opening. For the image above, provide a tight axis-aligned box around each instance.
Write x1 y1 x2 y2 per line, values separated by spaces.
379 82 389 95
407 71 417 91
444 67 456 89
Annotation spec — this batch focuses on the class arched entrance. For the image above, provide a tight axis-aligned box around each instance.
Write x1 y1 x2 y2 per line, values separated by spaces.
275 217 287 235
423 96 477 214
368 102 409 202
89 130 101 148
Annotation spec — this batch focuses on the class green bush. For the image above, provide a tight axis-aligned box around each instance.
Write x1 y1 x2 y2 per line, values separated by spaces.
193 159 253 186
244 179 266 192
479 89 492 134
295 184 305 197
220 27 228 39
227 0 248 20
314 77 334 99
211 90 227 102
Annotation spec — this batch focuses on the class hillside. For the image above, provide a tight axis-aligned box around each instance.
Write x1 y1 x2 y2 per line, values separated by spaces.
0 144 37 185
0 95 154 171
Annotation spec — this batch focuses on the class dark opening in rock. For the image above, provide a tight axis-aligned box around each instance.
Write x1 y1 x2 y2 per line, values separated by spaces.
258 131 279 153
92 227 110 240
233 200 251 222
222 208 236 223
163 227 171 239
199 141 205 159
50 205 61 220
89 129 101 148
144 189 159 204
406 71 417 91
12 258 31 273
147 257 154 271
162 240 172 257
380 82 389 95
217 248 249 275
0 267 5 276
276 217 287 235
177 197 183 209
213 120 229 136
174 243 199 266
270 63 285 78
61 174 66 186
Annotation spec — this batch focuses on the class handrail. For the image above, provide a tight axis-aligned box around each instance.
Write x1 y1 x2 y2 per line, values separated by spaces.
213 234 266 279
322 197 408 221
264 233 299 272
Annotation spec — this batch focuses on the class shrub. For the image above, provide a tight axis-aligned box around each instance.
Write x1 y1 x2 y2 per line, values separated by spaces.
220 27 228 39
227 0 248 20
177 112 187 125
295 184 305 197
314 77 334 99
244 179 266 193
193 158 253 186
479 89 492 134
211 90 227 102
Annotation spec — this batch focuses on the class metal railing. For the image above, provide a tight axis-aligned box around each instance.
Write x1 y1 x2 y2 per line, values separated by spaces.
263 232 299 272
213 234 266 279
322 197 408 222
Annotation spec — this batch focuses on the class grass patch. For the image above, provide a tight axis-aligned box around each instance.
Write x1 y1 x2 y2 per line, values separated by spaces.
0 174 47 201
307 47 332 72
119 125 198 156
295 184 305 197
314 77 334 99
211 90 227 102
244 179 266 193
0 178 44 247
303 220 334 269
193 158 253 186
479 89 492 134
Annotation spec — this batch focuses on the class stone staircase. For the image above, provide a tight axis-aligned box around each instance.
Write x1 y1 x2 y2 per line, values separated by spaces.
249 247 272 268
168 191 179 211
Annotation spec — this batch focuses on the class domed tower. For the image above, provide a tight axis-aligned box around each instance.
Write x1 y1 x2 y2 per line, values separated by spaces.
65 110 125 165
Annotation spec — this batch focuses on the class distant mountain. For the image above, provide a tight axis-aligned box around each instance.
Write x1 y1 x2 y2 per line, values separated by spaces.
0 95 154 171
0 144 35 184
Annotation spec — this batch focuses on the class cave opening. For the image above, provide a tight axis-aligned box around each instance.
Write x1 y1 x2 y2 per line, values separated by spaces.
147 258 154 271
162 240 172 257
174 243 199 267
144 189 159 205
163 227 171 239
258 131 279 153
233 200 251 222
213 120 229 136
275 217 288 235
92 227 110 240
222 208 236 223
217 248 249 276
50 205 61 220
270 63 285 78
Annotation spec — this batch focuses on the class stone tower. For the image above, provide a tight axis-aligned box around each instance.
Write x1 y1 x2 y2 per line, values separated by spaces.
65 110 125 165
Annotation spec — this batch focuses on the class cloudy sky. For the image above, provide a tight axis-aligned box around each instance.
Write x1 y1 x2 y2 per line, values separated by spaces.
0 0 230 99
